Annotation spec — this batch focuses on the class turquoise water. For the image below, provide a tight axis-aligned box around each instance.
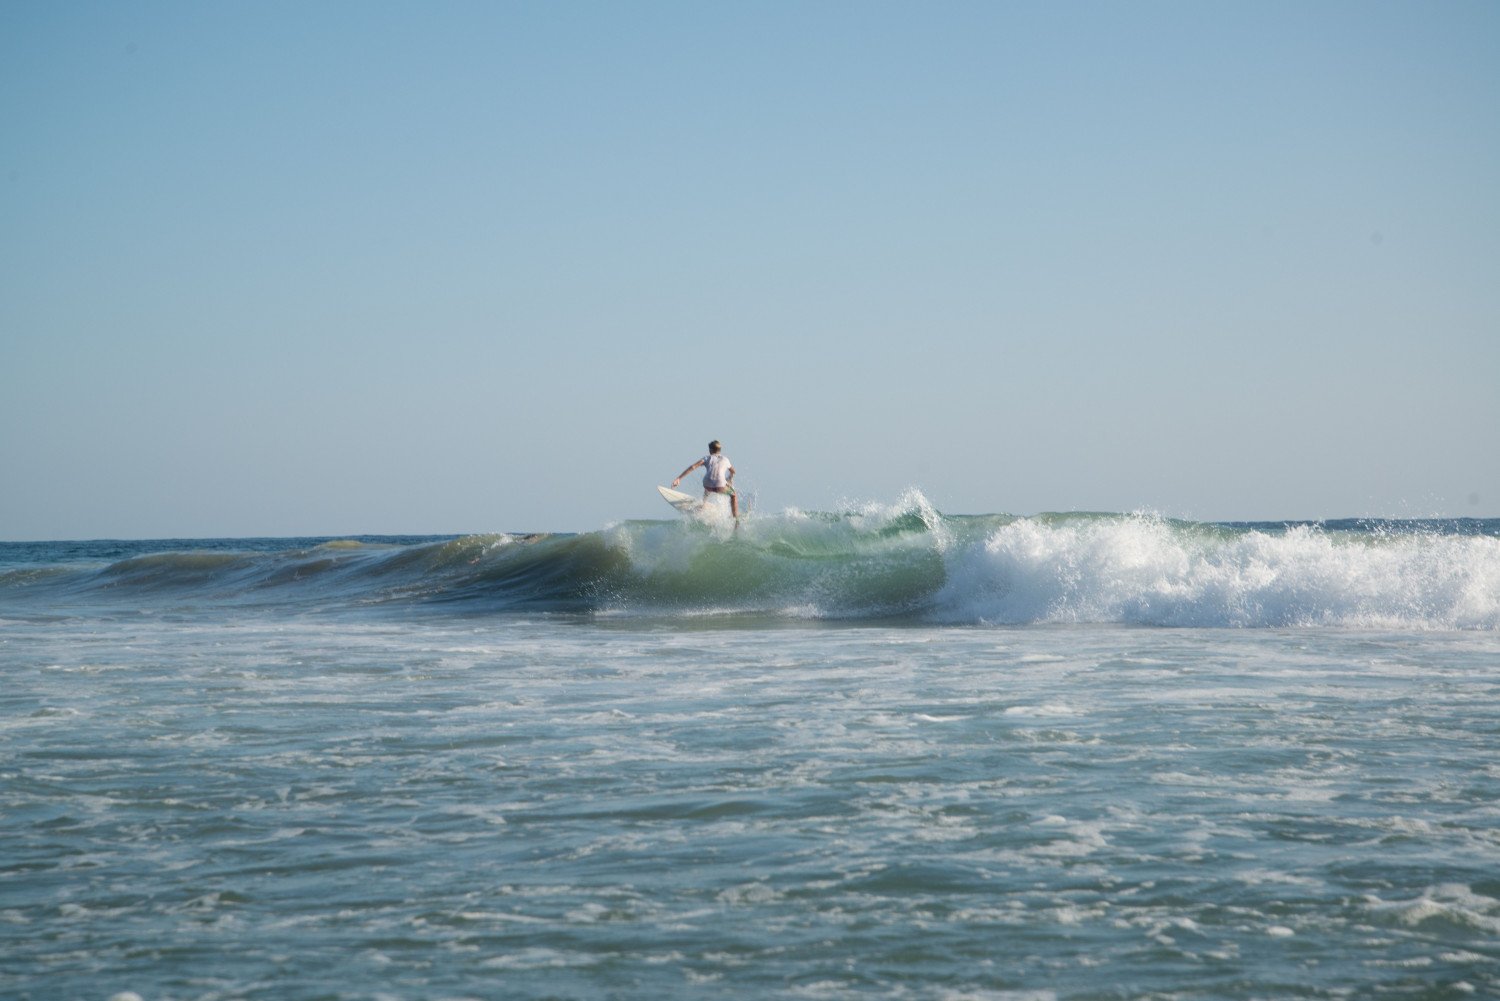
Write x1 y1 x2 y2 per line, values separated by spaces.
3 504 1499 998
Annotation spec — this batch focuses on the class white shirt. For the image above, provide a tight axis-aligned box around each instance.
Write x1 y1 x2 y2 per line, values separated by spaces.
701 453 732 489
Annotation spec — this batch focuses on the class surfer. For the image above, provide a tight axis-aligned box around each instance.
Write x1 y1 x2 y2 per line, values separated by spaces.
673 440 739 519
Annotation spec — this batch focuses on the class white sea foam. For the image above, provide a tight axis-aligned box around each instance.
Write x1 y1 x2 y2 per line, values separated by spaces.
1003 703 1081 717
935 516 1500 628
1365 885 1500 934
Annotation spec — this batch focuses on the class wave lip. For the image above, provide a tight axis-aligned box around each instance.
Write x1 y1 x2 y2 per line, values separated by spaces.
595 490 956 620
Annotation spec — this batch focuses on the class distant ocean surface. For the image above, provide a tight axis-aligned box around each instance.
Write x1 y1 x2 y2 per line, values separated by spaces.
4 496 1499 999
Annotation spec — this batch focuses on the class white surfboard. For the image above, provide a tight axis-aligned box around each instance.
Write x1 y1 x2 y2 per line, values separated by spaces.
657 485 701 514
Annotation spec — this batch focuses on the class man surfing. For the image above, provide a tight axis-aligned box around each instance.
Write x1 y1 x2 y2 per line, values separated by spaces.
673 440 739 520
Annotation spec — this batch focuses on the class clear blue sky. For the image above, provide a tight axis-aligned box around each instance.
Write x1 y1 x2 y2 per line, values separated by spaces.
3 1 1497 539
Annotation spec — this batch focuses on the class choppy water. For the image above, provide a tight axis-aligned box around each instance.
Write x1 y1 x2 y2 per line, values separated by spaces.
3 501 1499 998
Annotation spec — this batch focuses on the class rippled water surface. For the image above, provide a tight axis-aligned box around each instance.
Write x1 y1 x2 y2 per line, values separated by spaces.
4 612 1499 999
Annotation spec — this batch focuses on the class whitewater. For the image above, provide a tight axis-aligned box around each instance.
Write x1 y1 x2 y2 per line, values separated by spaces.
4 495 1499 999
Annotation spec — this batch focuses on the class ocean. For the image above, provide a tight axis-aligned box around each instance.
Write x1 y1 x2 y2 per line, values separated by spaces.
4 495 1499 1000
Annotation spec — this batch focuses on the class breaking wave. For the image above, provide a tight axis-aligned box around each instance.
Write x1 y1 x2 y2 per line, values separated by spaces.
3 493 1497 628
